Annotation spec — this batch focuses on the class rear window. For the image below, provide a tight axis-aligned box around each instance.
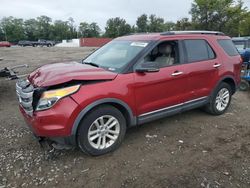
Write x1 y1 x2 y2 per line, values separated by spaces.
184 39 215 62
218 39 239 56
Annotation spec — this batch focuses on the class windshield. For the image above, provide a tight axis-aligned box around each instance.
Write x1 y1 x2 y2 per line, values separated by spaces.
233 40 246 50
83 40 149 73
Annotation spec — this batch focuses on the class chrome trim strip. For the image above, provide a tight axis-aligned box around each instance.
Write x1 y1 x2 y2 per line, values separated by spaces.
184 96 207 104
139 96 208 117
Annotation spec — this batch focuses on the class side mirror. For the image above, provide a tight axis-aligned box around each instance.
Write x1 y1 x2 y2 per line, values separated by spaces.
135 62 160 73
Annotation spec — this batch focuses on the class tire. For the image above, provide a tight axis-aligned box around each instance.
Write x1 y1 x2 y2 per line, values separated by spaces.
77 105 127 156
205 82 232 115
239 80 250 91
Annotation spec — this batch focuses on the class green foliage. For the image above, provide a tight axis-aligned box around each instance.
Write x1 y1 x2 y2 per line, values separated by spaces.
163 21 176 31
24 19 39 41
175 18 192 30
190 0 247 36
0 16 87 42
105 17 131 37
239 12 250 36
0 17 26 42
51 20 71 41
36 16 52 40
136 14 148 32
148 14 165 32
135 14 174 33
79 22 101 37
68 17 78 39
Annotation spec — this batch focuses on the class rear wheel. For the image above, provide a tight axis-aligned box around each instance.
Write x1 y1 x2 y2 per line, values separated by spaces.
77 105 126 156
239 80 250 91
205 82 232 115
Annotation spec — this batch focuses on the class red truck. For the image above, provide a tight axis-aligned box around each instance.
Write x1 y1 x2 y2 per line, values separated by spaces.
16 31 242 155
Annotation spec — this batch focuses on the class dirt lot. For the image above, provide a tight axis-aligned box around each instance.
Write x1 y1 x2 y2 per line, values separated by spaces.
0 47 250 188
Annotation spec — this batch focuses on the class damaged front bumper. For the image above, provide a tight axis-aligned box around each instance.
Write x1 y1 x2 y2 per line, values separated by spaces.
16 79 80 147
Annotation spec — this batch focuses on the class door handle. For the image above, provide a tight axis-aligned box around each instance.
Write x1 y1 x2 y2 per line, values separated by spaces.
213 64 221 68
171 71 183 76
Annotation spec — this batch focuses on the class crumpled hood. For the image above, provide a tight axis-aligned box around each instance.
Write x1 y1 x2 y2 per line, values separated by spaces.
28 61 118 87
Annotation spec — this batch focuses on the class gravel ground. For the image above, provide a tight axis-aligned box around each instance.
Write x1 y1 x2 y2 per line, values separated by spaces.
0 47 250 188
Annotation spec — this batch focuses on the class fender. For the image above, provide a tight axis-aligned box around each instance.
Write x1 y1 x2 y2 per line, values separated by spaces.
71 98 137 137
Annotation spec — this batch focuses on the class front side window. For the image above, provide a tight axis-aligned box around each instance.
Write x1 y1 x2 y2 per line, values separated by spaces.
136 40 180 69
83 40 149 73
184 39 215 63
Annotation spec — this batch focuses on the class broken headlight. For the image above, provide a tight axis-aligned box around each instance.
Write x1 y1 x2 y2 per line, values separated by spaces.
36 85 80 111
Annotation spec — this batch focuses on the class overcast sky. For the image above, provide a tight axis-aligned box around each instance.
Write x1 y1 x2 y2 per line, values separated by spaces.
1 0 250 30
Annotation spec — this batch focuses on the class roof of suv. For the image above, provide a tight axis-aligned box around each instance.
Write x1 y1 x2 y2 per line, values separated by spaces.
116 31 227 41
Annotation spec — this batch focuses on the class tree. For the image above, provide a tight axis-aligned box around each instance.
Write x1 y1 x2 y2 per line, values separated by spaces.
226 1 247 36
68 17 77 39
89 22 101 37
136 14 148 32
51 20 71 41
148 14 166 32
190 0 247 36
163 21 176 31
105 17 131 38
0 17 26 42
36 15 52 39
239 12 250 36
78 22 100 37
175 18 193 30
24 19 38 41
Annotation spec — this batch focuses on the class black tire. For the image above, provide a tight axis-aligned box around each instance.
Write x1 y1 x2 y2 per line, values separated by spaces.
239 80 250 91
77 105 126 156
205 82 232 115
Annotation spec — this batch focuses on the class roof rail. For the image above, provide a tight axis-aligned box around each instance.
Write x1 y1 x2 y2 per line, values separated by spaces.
161 31 225 36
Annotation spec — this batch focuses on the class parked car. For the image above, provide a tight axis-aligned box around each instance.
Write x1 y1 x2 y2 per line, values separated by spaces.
18 40 37 47
16 31 242 156
18 40 55 47
38 39 55 47
0 41 11 47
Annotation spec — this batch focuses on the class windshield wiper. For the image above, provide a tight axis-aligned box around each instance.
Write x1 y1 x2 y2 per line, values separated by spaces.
83 62 99 67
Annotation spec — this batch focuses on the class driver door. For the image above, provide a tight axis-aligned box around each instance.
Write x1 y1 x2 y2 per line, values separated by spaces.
133 40 189 122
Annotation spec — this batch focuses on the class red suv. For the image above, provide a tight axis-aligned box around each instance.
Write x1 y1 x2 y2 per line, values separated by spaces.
16 31 242 155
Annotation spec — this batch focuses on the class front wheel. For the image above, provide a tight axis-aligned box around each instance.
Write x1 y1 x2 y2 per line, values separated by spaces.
205 82 232 115
77 105 126 156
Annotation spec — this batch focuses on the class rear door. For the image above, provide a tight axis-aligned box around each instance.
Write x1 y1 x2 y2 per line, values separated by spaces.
182 38 220 101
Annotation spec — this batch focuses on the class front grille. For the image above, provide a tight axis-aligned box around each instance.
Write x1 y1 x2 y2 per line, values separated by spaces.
16 79 34 116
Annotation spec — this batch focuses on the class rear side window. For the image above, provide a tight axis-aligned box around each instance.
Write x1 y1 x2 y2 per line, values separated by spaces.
184 39 215 62
218 39 239 56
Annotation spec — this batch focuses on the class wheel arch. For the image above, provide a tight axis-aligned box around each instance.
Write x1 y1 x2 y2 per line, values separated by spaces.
71 98 137 137
221 76 237 94
214 75 237 95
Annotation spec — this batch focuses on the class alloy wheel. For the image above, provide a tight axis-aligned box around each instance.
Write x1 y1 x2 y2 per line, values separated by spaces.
215 88 230 111
87 115 120 150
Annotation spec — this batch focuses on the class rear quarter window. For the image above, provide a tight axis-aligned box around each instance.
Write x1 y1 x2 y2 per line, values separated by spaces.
184 39 215 63
218 39 239 56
